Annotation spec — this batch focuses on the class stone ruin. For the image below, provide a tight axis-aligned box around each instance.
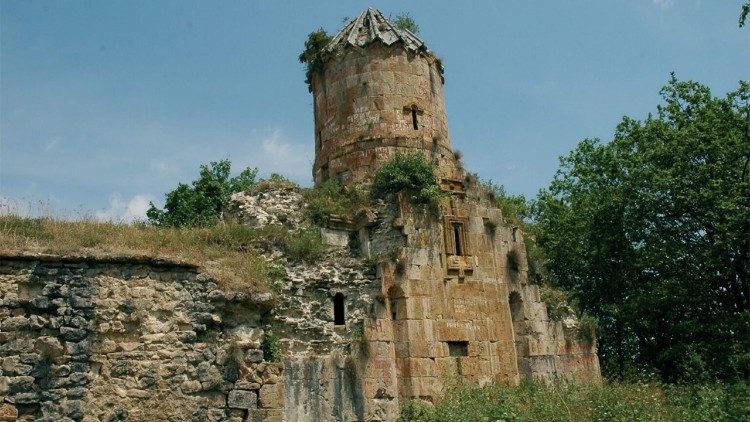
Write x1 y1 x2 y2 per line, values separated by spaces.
0 8 599 422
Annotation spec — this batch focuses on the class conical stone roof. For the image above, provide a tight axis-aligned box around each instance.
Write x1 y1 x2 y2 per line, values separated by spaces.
325 8 427 53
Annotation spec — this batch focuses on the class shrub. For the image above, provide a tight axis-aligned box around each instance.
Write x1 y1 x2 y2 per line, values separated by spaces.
147 159 257 227
286 226 326 262
539 284 577 320
481 179 529 226
253 173 299 193
523 234 546 284
371 152 443 205
251 224 326 263
578 314 599 343
392 13 420 35
303 179 370 226
299 29 332 92
260 328 282 363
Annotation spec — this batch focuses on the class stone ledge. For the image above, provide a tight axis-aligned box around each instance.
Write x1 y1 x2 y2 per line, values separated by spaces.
0 250 198 269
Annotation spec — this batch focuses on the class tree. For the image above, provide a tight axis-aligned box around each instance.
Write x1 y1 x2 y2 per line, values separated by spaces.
147 160 257 227
741 2 749 27
533 76 750 381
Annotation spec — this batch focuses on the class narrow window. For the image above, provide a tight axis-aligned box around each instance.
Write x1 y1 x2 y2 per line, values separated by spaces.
316 131 322 151
452 223 463 256
509 291 524 323
512 227 519 242
411 106 419 130
333 293 345 326
390 299 397 320
447 341 468 357
321 164 329 182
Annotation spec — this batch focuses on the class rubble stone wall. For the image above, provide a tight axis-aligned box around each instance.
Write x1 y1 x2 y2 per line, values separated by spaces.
0 255 283 422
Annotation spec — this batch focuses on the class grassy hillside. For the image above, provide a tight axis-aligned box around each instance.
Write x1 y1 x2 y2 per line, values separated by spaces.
400 380 750 422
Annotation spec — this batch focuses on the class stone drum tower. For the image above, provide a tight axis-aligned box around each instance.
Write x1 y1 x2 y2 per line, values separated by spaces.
311 8 458 186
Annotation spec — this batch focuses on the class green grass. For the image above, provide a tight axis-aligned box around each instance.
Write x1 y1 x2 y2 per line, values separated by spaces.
399 380 750 422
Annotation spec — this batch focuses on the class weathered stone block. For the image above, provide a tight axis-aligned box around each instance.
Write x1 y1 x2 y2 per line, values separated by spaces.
227 389 257 409
258 383 283 409
246 408 283 422
0 403 18 422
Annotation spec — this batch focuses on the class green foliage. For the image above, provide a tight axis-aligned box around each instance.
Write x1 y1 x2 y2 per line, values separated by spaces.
741 2 749 27
147 159 257 227
578 314 599 343
299 28 332 92
286 226 326 262
523 234 546 284
261 328 282 363
371 152 443 205
397 380 750 422
253 173 299 193
482 179 530 226
393 13 420 35
533 76 750 382
303 179 371 226
539 284 576 320
251 224 326 263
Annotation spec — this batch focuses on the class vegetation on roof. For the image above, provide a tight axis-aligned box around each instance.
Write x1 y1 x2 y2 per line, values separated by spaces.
0 215 270 295
392 13 420 35
299 28 332 92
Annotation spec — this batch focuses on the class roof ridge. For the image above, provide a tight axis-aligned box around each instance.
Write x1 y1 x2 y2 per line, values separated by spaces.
326 8 426 53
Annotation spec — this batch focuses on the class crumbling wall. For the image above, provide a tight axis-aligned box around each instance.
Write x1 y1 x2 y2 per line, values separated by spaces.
510 284 601 383
0 255 283 422
271 244 396 421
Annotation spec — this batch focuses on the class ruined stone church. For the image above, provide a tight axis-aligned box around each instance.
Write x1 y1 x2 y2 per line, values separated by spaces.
275 8 601 421
0 8 599 422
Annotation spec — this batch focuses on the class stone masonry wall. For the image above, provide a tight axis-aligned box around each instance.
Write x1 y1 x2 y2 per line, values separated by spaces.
311 43 457 186
0 255 283 422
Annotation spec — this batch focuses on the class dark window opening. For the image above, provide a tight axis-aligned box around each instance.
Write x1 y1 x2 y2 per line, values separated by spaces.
447 341 468 357
509 291 524 322
411 106 419 130
321 164 329 182
333 293 345 326
388 286 403 321
452 223 463 256
512 227 519 242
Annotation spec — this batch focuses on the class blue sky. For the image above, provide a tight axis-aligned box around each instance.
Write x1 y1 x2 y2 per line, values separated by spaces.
1 1 748 221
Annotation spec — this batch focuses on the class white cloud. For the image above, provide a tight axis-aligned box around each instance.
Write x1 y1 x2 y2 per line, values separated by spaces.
653 0 674 10
250 128 313 182
261 130 293 157
95 193 154 223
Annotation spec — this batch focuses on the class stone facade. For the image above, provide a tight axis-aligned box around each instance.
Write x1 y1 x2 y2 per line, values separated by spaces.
0 255 283 421
311 8 458 186
286 8 601 421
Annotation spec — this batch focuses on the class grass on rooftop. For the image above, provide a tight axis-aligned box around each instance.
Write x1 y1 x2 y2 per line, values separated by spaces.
0 215 273 295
